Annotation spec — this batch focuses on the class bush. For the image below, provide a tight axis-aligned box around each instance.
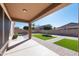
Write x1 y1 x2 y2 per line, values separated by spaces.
12 34 18 39
23 26 29 30
42 34 52 37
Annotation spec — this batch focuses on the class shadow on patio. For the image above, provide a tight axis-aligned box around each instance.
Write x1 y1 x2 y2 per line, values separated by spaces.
7 38 30 51
4 35 58 56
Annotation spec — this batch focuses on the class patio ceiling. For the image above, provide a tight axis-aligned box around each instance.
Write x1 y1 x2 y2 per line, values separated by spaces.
1 3 70 22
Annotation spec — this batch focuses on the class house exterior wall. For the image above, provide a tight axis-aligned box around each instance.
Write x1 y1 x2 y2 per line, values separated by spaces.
0 6 13 55
0 6 3 50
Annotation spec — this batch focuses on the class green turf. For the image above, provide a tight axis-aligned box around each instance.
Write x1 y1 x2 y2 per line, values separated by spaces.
33 34 56 40
54 38 78 52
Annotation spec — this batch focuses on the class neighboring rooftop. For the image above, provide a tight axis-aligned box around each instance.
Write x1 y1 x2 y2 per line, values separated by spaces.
58 23 79 30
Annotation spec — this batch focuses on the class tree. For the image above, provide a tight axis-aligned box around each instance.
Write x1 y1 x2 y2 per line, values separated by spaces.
53 27 56 30
23 26 29 30
43 24 52 30
32 23 35 29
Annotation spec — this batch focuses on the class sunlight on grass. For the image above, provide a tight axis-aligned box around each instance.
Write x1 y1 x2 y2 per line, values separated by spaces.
54 38 78 52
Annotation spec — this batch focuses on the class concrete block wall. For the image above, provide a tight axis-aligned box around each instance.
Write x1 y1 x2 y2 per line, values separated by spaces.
32 29 78 37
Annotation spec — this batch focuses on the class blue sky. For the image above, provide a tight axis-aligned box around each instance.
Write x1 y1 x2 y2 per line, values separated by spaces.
15 3 78 28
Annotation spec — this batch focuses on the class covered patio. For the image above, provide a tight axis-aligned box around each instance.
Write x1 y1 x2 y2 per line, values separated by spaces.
1 3 78 56
1 3 70 39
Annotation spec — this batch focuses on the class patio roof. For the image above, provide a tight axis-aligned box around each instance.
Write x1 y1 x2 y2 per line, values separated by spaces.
0 3 70 39
1 3 70 22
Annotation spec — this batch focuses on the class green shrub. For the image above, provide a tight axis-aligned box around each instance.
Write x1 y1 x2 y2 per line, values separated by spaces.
12 34 18 39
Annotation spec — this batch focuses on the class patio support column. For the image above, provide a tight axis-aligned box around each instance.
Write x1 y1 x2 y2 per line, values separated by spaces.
28 22 32 39
78 5 79 56
78 4 79 56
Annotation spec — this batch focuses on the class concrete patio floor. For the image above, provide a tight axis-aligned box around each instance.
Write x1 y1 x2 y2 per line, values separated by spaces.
4 36 59 56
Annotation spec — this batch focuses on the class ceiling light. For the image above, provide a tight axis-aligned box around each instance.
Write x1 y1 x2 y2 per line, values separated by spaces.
22 9 27 12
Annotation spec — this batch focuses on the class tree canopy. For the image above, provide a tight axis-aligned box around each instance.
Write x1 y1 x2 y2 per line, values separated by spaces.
43 24 52 30
23 26 29 30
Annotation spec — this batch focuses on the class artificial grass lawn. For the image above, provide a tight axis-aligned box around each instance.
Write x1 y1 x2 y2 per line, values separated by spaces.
33 34 56 40
54 38 78 52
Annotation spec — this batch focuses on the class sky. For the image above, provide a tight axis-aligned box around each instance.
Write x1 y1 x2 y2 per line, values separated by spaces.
15 3 78 29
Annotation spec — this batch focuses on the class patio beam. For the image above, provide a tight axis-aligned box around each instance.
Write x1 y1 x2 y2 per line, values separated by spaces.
31 3 70 22
28 22 32 39
30 3 61 22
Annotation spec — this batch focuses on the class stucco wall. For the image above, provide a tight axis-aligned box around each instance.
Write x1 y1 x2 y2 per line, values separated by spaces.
0 6 12 55
0 6 3 50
